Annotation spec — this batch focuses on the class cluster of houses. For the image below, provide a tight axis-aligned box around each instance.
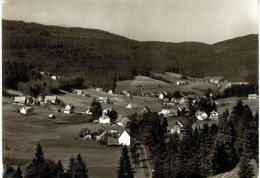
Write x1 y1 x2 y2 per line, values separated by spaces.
40 72 62 80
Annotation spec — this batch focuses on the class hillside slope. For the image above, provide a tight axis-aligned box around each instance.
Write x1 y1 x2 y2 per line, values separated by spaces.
2 20 258 90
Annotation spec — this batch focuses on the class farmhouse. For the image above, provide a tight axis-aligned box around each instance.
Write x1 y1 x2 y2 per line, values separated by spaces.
99 115 111 124
102 107 115 115
86 107 92 115
159 92 168 99
210 110 219 120
168 120 184 134
96 88 103 91
125 103 138 109
108 123 122 133
20 107 34 115
14 96 27 105
37 95 44 102
116 116 129 127
63 104 75 114
99 97 109 104
118 130 131 146
142 106 151 114
44 95 58 104
108 90 113 94
176 80 186 85
158 108 177 117
75 89 84 95
48 114 55 119
248 94 257 100
195 110 208 120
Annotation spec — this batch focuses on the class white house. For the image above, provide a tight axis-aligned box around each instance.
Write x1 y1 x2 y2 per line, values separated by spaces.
75 90 84 96
126 103 138 109
118 130 131 146
195 110 208 120
86 107 92 115
99 115 110 124
210 110 219 120
14 96 27 105
63 104 75 114
142 106 150 114
44 96 58 104
51 76 57 80
48 114 55 119
108 90 113 94
102 107 115 115
213 80 220 84
158 109 177 117
159 92 168 99
176 80 186 85
20 107 34 115
96 88 103 91
248 94 257 100
98 97 109 104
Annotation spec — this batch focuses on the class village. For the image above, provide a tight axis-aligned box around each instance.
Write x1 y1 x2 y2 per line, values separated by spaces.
2 70 259 177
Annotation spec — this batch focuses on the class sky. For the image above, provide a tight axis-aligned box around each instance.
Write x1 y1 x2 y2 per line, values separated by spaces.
2 0 259 44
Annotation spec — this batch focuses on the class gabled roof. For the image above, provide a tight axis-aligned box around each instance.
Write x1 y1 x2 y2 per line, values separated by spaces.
44 95 57 102
99 115 110 120
64 104 74 111
14 96 26 103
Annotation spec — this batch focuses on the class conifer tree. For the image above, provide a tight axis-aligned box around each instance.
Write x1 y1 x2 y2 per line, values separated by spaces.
91 98 102 120
33 143 44 165
75 153 88 178
117 146 134 178
67 155 77 178
57 160 64 178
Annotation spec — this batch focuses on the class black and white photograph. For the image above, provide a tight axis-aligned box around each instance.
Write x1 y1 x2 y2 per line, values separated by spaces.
1 0 259 177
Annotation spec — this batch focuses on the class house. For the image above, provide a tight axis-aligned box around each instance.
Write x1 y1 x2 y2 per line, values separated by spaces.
63 104 75 114
179 97 188 104
108 90 113 94
118 130 131 146
176 80 186 85
75 89 84 95
195 110 208 120
48 114 55 119
51 76 57 80
44 95 58 104
158 108 177 117
210 110 219 120
26 96 35 105
213 80 220 84
168 120 184 134
125 103 138 109
142 106 151 114
99 115 110 124
98 97 109 104
159 92 168 99
96 88 103 91
248 94 257 100
102 107 115 115
116 116 129 127
86 107 92 115
14 96 27 105
122 90 129 95
20 107 34 115
210 79 214 83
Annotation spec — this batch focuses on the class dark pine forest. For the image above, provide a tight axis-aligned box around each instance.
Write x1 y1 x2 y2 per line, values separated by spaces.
2 20 258 93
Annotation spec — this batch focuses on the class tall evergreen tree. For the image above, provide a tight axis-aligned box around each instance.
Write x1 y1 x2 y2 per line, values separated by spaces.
67 155 77 178
75 153 88 178
117 146 134 178
33 143 44 165
57 160 64 178
91 98 102 120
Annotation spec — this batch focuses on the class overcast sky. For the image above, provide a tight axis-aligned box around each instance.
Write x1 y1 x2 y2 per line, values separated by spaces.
2 0 259 44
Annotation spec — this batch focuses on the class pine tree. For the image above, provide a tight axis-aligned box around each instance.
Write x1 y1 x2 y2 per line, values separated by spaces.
14 166 23 178
33 143 44 165
91 98 102 120
57 160 64 178
161 117 168 133
239 157 255 178
75 153 88 178
67 155 77 178
117 146 134 178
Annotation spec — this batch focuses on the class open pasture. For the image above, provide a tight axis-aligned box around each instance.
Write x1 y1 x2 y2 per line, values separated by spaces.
215 97 259 115
2 99 121 178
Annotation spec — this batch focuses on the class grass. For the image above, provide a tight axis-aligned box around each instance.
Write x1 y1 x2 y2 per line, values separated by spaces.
2 98 122 178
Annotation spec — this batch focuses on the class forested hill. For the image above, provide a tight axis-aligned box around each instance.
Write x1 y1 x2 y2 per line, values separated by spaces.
2 20 258 91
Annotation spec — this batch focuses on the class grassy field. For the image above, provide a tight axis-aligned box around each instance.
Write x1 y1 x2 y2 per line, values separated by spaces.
215 97 259 115
2 97 122 178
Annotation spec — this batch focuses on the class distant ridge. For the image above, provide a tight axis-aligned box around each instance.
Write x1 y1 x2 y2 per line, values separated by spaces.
2 19 258 90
